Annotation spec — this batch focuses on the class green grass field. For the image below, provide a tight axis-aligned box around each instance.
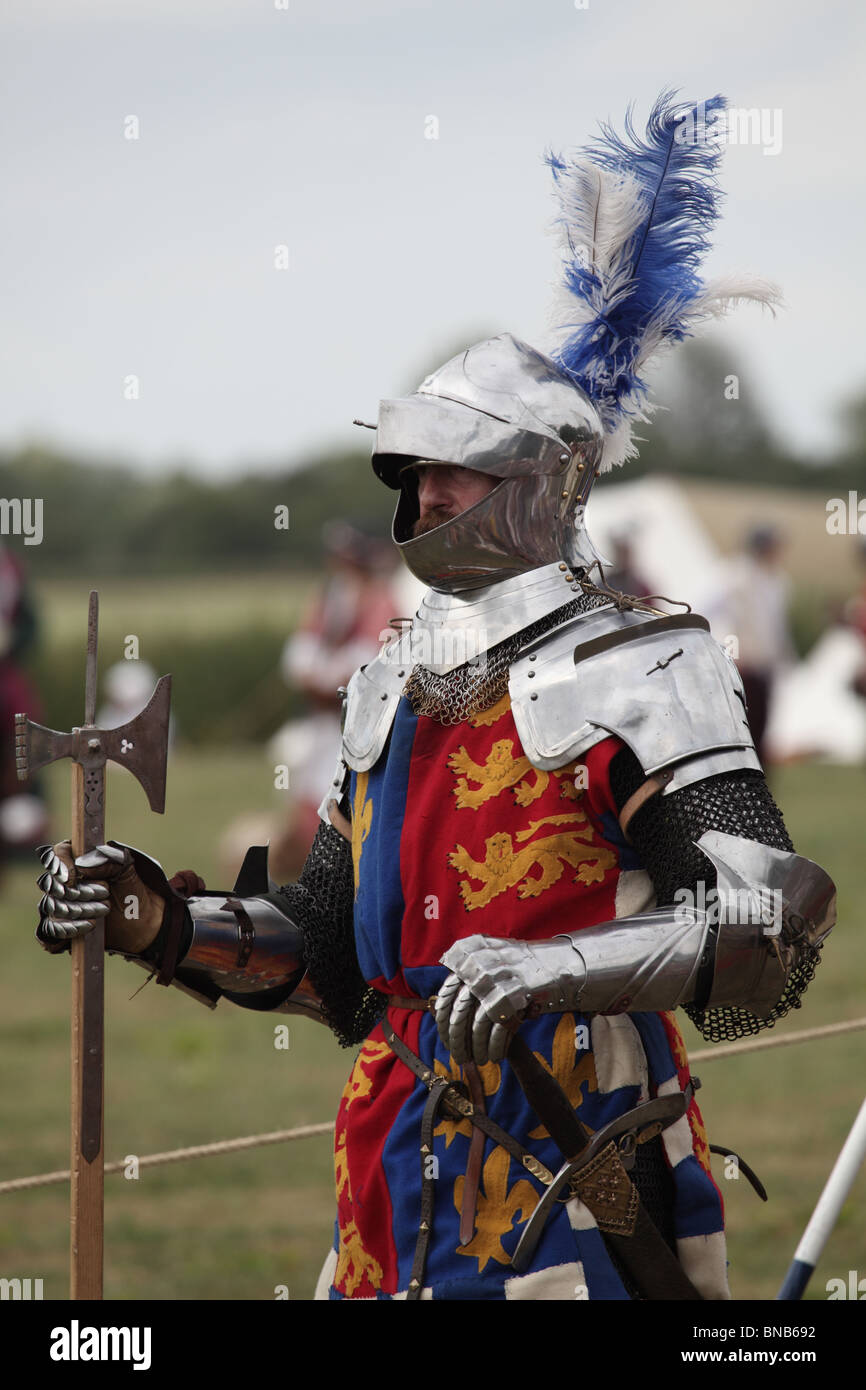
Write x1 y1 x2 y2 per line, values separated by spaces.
2 746 864 1302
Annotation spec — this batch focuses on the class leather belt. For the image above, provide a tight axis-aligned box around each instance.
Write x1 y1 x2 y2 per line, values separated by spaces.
382 1019 554 1301
382 1021 554 1184
381 1002 703 1301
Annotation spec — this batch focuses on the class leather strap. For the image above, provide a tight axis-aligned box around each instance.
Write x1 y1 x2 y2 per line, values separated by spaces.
407 1081 448 1299
459 1064 486 1247
383 1020 553 1299
709 1143 768 1201
605 1202 703 1301
618 769 673 842
507 1035 592 1158
387 994 434 1012
223 895 255 969
382 1022 553 1185
134 865 204 989
383 1003 704 1300
155 892 190 987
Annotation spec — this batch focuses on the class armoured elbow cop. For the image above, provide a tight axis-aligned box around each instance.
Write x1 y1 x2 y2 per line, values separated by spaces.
436 830 836 1065
562 830 835 1018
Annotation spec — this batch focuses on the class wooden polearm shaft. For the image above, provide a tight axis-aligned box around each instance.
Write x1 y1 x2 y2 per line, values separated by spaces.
17 590 172 1301
70 591 105 1299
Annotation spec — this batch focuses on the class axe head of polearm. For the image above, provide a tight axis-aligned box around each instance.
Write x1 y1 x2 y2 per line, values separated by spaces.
14 675 172 815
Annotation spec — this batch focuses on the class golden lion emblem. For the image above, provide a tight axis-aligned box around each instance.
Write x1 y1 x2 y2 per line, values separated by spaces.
449 813 617 910
449 740 578 810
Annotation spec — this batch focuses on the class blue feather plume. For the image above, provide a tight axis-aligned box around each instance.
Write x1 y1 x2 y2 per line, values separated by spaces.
546 90 780 470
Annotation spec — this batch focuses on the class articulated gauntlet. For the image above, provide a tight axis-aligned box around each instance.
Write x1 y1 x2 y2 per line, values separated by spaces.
436 766 837 1066
38 821 378 1041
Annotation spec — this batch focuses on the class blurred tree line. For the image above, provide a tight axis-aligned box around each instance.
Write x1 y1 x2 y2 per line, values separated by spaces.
3 344 866 742
0 445 394 577
600 341 866 490
2 344 865 578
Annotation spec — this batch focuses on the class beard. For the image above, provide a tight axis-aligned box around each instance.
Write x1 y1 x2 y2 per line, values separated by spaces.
411 506 456 538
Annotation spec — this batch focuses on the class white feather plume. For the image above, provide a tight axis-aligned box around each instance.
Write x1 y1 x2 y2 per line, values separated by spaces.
545 161 647 343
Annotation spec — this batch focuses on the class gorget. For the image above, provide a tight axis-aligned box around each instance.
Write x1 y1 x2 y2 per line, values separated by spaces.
401 560 595 675
403 569 608 726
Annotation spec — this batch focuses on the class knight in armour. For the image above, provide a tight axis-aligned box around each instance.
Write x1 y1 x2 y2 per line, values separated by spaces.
36 92 835 1301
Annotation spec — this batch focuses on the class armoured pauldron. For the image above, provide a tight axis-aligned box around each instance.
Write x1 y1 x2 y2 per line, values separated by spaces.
336 575 760 795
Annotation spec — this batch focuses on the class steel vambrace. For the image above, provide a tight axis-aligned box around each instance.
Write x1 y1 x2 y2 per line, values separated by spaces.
98 843 326 1023
436 831 836 1065
169 892 325 1022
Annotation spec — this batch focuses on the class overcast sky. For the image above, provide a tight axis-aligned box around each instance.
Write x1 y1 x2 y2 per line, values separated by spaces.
3 0 864 475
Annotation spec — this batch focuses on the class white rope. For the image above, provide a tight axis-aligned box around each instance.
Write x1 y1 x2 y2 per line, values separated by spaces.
3 1016 864 1197
0 1121 334 1194
688 1015 866 1063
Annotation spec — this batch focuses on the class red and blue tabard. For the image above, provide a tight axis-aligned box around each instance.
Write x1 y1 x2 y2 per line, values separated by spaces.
325 691 728 1300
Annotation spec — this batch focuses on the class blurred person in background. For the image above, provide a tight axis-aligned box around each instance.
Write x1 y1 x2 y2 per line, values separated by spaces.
0 543 48 872
268 521 402 875
601 528 652 601
711 525 796 767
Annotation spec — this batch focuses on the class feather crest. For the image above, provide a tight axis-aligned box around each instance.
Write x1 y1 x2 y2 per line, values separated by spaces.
546 91 779 470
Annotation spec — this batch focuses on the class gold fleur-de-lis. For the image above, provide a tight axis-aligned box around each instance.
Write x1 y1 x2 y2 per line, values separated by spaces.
334 1215 384 1297
334 1120 385 1295
454 1147 539 1271
529 1013 599 1140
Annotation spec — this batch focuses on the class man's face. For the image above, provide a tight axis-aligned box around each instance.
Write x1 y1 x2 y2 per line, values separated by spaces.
407 462 501 538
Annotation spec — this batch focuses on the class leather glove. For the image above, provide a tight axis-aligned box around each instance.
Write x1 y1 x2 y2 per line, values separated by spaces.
36 840 168 956
435 933 583 1066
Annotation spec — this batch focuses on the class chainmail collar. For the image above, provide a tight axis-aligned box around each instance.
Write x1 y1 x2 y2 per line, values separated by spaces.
403 586 608 725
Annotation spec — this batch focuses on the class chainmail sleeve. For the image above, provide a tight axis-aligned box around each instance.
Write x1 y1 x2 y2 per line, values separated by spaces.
276 821 384 1048
608 747 822 1042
